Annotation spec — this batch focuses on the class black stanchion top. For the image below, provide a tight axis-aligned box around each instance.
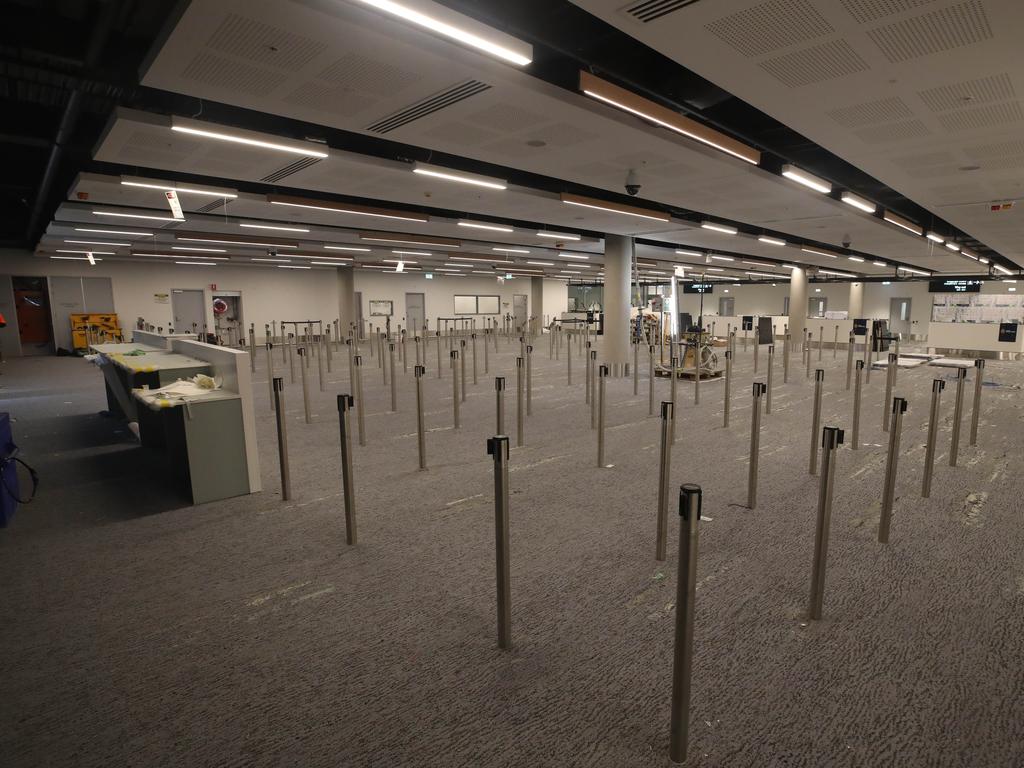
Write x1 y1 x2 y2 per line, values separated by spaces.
297 347 305 356
892 397 908 414
752 382 767 396
856 360 864 370
414 365 425 377
974 358 985 369
599 364 609 376
272 377 284 392
590 350 597 359
815 369 825 381
660 401 674 420
516 357 523 368
337 394 354 411
451 350 459 359
353 355 362 364
768 345 775 353
725 350 732 359
932 379 945 393
266 342 273 349
495 377 506 390
679 484 702 520
889 352 898 362
956 367 967 379
821 426 845 448
486 435 510 460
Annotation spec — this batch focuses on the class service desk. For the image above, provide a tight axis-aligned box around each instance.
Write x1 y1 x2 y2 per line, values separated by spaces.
927 321 1024 359
92 345 213 421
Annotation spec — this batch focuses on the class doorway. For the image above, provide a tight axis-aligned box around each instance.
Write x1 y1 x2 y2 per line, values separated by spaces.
513 294 528 333
718 296 735 316
889 297 912 339
405 292 425 335
808 296 827 318
212 291 243 347
172 289 206 335
13 277 52 355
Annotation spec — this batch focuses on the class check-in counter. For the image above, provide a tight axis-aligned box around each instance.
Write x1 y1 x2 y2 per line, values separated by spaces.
927 322 1023 358
90 344 213 421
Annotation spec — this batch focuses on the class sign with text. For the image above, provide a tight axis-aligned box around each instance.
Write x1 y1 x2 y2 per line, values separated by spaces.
928 279 982 293
998 323 1018 343
682 283 714 294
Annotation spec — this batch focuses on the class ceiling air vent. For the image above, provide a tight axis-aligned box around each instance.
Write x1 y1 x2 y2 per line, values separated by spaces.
366 80 491 134
623 0 703 23
195 199 231 214
260 156 322 183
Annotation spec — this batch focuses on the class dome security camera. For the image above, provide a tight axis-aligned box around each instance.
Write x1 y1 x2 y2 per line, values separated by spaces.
625 168 641 196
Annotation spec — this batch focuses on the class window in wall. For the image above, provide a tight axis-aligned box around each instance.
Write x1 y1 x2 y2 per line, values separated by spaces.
808 297 827 317
454 295 501 315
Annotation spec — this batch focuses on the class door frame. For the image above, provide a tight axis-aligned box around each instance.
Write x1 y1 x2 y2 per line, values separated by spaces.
889 297 912 338
171 288 206 335
405 292 426 335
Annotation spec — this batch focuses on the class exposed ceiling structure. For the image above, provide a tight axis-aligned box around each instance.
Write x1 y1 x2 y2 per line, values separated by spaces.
10 0 1023 285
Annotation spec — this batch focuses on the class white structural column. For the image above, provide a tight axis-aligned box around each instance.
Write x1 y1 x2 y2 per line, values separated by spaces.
848 281 864 318
337 266 356 333
670 272 680 339
604 234 632 372
789 266 808 344
531 277 544 333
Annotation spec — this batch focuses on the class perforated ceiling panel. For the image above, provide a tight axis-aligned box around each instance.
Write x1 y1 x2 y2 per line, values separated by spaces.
704 0 833 57
826 96 913 127
206 13 326 71
866 1 993 63
839 0 940 24
963 138 1024 161
853 119 931 142
180 51 288 95
464 102 550 133
759 39 869 88
890 151 957 169
936 100 1023 131
918 73 1015 112
282 82 378 117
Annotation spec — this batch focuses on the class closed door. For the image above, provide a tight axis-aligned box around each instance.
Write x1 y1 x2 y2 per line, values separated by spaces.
513 294 528 332
808 297 827 317
14 289 51 347
172 289 206 333
719 297 735 316
889 297 912 338
405 292 425 334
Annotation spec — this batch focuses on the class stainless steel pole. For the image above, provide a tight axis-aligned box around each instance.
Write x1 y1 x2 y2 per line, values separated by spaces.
648 344 655 417
590 350 597 429
288 334 296 383
852 360 863 450
495 376 506 434
845 332 854 391
266 342 275 412
949 367 967 466
969 359 984 447
317 331 326 392
401 331 407 374
526 344 533 416
765 344 775 415
669 484 701 766
783 332 790 384
669 356 678 444
597 364 608 467
488 435 512 650
817 327 823 361
298 347 311 424
693 341 700 406
922 379 944 498
484 329 490 374
723 350 732 428
515 357 524 448
389 342 397 412
808 426 844 620
436 331 442 379
585 342 592 405
472 333 478 386
753 327 759 373
451 350 460 429
567 339 573 385
832 325 838 360
878 397 908 544
272 377 291 501
809 369 824 475
248 324 256 372
415 365 426 471
747 382 766 509
655 401 674 562
864 327 872 384
805 331 812 379
326 326 333 373
460 340 467 403
882 352 897 432
353 355 366 447
337 394 356 545
633 340 639 396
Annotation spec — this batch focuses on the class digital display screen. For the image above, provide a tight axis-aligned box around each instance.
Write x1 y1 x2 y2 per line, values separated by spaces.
683 283 714 294
928 279 982 293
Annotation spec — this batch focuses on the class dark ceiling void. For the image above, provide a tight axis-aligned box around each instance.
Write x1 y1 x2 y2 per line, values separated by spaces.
436 0 997 262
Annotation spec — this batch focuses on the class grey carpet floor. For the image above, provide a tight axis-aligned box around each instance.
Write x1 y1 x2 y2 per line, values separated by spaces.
1 336 1022 767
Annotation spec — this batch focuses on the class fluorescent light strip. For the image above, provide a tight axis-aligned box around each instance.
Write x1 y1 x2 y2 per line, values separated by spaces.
64 240 126 247
675 249 703 257
74 228 152 237
177 237 296 248
561 194 670 223
559 253 590 260
93 210 181 221
360 236 458 248
897 266 930 276
709 255 733 262
840 191 876 214
383 259 417 264
780 165 831 194
758 236 786 246
56 249 114 255
324 245 371 252
701 222 738 235
818 269 858 278
132 253 229 260
993 264 1013 275
493 248 529 253
458 221 513 233
801 247 839 259
704 267 724 272
746 271 787 279
270 200 426 223
391 250 431 257
121 179 237 198
979 257 989 264
172 246 226 253
311 261 352 266
873 261 887 267
171 124 327 158
883 211 924 236
926 232 945 243
526 261 554 266
537 231 580 241
447 262 475 268
50 256 102 261
278 265 312 270
240 223 310 233
412 162 506 190
945 242 960 252
848 256 864 262
175 261 217 266
252 257 291 263
472 270 495 275
580 72 759 165
741 260 772 267
445 255 509 263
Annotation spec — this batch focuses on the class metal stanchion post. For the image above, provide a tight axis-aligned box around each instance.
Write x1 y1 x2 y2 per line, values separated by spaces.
317 332 326 392
326 326 333 372
590 350 597 429
415 366 426 471
852 360 863 450
754 327 759 373
484 329 490 374
669 484 701 766
460 340 467 403
436 331 442 379
747 382 766 509
352 355 366 446
723 350 732 427
809 369 824 474
970 359 984 446
922 379 944 497
669 356 678 444
882 352 897 432
805 331 812 379
401 332 407 374
766 344 775 414
298 347 311 424
633 341 639 396
451 351 460 429
336 395 356 545
808 426 844 621
648 345 655 416
818 327 823 361
783 332 790 384
693 342 700 406
472 333 478 385
878 397 908 544
487 435 512 650
832 325 838 360
495 376 506 434
655 401 674 562
597 364 608 467
266 343 275 411
249 324 256 372
515 357 524 447
272 378 291 501
585 342 592 405
288 334 296 383
281 324 288 363
567 339 572 385
846 332 854 390
949 367 967 466
389 342 398 412
414 335 422 367
864 329 872 384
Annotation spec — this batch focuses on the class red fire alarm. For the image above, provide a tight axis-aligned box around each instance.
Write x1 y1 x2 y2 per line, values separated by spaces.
209 284 217 290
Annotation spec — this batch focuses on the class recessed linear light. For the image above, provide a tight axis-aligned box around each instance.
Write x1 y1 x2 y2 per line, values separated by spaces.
945 242 960 252
675 249 703 257
324 245 371 252
926 232 945 244
493 248 529 254
742 260 772 267
746 271 788 279
848 256 864 262
74 228 152 237
435 268 463 273
177 237 296 248
1002 279 1018 284
701 222 738 235
120 178 237 198
269 194 428 223
704 267 724 272
391 250 431 257
780 164 831 194
873 261 887 267
561 192 670 223
645 270 667 275
818 269 858 278
993 264 1013 275
472 270 495 275
172 246 227 253
360 235 458 248
50 255 103 261
171 119 327 158
252 257 292 263
758 236 786 246
841 191 876 214
458 221 513 233
559 253 591 260
412 162 506 190
278 265 312 270
897 266 930 276
383 259 418 264
352 0 531 65
537 231 580 241
709 255 733 262
526 261 554 266
801 246 839 259
961 249 978 260
240 223 310 233
93 210 182 221
560 270 582 274
979 257 989 264
883 211 923 236
63 240 127 247
579 71 761 165
446 255 510 263
311 261 354 266
175 261 217 266
56 249 115 255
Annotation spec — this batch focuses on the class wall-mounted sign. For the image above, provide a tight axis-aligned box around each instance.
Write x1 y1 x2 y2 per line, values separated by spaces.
998 322 1018 343
153 292 169 304
742 315 753 331
852 318 868 335
928 279 982 293
682 283 714 294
